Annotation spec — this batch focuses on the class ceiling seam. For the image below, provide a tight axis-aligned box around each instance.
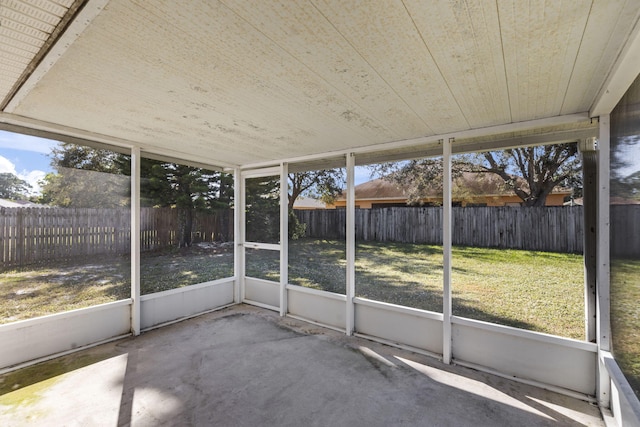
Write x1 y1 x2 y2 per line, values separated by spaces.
463 0 502 126
495 0 512 123
589 1 640 116
534 1 546 119
559 0 595 116
306 0 434 134
216 0 400 140
400 0 471 130
135 0 385 148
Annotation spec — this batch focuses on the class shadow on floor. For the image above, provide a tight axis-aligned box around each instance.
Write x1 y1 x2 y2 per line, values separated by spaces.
0 305 603 426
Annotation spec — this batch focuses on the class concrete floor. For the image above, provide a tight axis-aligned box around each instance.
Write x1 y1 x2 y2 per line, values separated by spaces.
0 305 604 426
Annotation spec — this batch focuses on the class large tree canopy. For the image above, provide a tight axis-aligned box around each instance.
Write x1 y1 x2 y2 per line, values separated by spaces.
0 173 32 200
245 175 280 243
370 143 581 207
479 143 580 207
288 169 345 210
39 143 131 207
369 158 466 205
40 142 234 246
140 160 233 246
610 134 640 201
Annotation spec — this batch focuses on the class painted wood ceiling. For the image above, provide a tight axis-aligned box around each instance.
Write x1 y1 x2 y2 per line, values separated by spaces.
1 0 639 168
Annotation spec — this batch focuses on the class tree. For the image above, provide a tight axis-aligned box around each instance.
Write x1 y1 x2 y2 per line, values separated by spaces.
479 144 580 207
140 159 232 247
368 158 466 205
285 169 344 240
288 169 345 210
49 143 127 174
245 175 280 243
610 134 640 201
41 142 234 246
39 143 131 207
0 173 32 200
370 143 580 207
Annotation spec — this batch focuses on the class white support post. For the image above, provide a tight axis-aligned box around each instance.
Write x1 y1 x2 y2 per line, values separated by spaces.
130 147 141 336
579 139 598 343
442 139 453 364
596 115 612 407
280 163 289 317
234 168 242 304
346 153 356 335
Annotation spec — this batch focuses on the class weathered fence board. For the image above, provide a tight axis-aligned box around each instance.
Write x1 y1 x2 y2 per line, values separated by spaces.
4 204 637 269
296 206 585 253
610 205 640 258
0 207 232 269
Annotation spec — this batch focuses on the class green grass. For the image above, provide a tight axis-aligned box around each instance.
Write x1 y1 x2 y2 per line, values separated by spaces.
140 245 233 294
285 239 585 339
451 246 584 337
0 245 234 324
0 259 131 323
1 239 586 340
245 248 280 282
611 258 640 398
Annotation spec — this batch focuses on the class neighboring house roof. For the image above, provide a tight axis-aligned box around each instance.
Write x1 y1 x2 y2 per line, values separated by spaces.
610 196 640 205
0 199 44 208
343 179 409 201
293 196 327 209
336 173 571 202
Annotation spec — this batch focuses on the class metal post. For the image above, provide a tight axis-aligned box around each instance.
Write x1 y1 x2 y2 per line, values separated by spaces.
579 137 598 342
130 147 141 336
443 139 452 364
346 153 356 335
596 115 612 407
239 170 248 303
233 167 242 304
280 163 289 317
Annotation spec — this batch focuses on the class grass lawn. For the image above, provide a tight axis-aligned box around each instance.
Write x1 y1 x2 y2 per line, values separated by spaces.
285 239 585 339
0 244 234 324
611 258 640 398
1 238 585 340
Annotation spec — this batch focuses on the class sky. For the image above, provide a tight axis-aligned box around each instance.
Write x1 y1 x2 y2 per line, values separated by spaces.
0 130 372 198
0 130 58 196
354 166 373 186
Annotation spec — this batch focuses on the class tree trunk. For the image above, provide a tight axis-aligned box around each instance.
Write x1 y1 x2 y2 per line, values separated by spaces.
178 209 193 247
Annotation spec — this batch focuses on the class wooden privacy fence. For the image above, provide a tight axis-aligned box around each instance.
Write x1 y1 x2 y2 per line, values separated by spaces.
0 207 232 269
610 205 640 258
296 206 585 253
140 207 232 250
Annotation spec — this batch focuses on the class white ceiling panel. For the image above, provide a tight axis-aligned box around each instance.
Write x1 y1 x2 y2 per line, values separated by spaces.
498 0 591 121
1 0 639 167
312 0 468 134
0 0 76 107
402 0 511 128
562 0 640 114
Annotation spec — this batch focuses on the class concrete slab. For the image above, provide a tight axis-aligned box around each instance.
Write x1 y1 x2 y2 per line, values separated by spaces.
0 305 604 426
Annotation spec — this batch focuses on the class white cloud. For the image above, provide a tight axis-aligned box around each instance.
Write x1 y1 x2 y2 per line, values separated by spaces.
19 169 47 195
0 155 45 195
0 155 17 175
0 131 59 154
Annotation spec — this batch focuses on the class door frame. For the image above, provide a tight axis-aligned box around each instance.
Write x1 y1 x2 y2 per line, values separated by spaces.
239 166 287 313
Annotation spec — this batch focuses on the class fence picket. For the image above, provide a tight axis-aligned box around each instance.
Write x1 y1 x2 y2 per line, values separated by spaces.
297 206 589 254
0 207 232 269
